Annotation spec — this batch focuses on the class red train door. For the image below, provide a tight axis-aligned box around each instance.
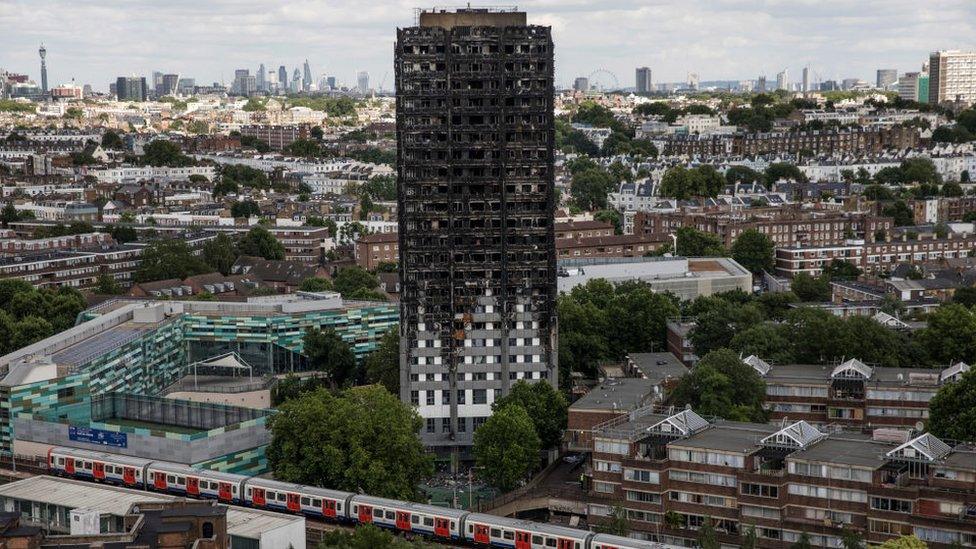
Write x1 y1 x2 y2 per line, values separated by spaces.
252 488 266 506
187 477 199 496
434 517 450 537
396 511 410 530
323 499 337 518
558 539 576 549
154 472 166 490
65 458 75 475
218 482 232 501
474 524 489 544
123 467 136 485
93 462 105 480
358 505 372 523
286 493 300 512
515 531 531 549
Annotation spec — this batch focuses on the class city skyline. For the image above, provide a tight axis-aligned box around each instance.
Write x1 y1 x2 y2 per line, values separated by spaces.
0 0 973 93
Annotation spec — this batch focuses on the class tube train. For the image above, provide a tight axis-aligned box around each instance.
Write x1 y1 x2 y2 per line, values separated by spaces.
48 447 666 549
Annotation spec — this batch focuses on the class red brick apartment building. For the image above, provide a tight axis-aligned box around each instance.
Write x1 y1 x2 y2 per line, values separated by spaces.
356 232 399 270
238 124 310 150
753 357 969 429
635 210 892 249
266 227 332 264
661 127 921 157
775 233 976 278
586 407 976 548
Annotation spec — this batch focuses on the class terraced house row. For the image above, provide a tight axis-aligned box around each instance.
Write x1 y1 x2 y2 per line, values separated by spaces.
585 408 976 549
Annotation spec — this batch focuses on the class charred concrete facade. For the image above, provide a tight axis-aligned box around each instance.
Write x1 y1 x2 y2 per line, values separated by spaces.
395 9 557 450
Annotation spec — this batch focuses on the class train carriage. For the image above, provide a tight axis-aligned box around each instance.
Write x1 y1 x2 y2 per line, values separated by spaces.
145 462 246 504
244 477 354 520
462 513 592 549
349 494 467 540
48 447 152 488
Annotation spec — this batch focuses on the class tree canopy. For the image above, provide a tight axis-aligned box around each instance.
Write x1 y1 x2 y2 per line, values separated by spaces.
201 233 239 276
670 349 767 422
730 229 774 274
134 240 212 282
304 328 358 388
473 404 541 492
236 226 285 260
0 281 86 354
267 385 433 500
363 328 399 395
492 380 568 449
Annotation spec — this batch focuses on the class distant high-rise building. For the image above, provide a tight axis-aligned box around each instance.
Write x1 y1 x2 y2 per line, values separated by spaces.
152 71 164 94
327 76 336 90
687 72 699 90
898 71 929 102
876 69 898 89
396 8 556 451
161 74 179 96
801 67 810 92
573 76 589 92
232 69 256 96
177 78 195 95
842 77 860 90
278 66 287 92
357 71 369 94
38 44 48 94
928 50 976 105
115 76 147 101
256 64 266 92
303 60 312 92
291 68 301 93
757 75 767 92
821 80 839 91
776 68 789 91
635 67 652 93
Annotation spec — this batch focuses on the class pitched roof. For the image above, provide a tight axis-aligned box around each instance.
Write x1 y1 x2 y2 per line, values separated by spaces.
886 433 952 462
940 361 970 383
760 420 826 449
647 408 710 437
831 358 873 380
743 355 772 376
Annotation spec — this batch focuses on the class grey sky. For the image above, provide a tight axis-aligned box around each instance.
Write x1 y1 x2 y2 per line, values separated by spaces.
1 0 973 92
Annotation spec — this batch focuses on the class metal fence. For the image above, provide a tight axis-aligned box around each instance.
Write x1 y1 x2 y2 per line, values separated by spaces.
91 393 267 432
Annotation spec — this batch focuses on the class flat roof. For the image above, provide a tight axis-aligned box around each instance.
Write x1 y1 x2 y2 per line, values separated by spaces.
671 421 778 454
0 476 303 539
50 321 158 368
789 434 889 469
570 378 654 413
628 353 688 383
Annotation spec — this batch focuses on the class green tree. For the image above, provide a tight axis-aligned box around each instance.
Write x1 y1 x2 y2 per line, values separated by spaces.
697 516 719 549
492 380 568 449
693 165 726 197
304 328 358 388
741 526 758 549
691 299 765 356
942 182 964 197
141 139 190 167
310 126 324 140
109 225 138 244
284 138 321 157
841 527 864 549
202 233 239 275
764 162 806 185
929 367 976 439
952 287 976 308
267 386 433 500
791 532 813 549
94 274 123 295
667 226 726 257
593 505 630 536
669 349 767 422
863 184 894 201
730 229 774 274
473 404 541 492
237 227 285 260
901 158 942 185
729 323 795 364
363 328 399 394
791 272 831 302
101 130 124 149
1 203 19 228
361 175 396 201
230 200 262 219
332 266 380 298
878 536 928 549
918 304 976 365
824 259 861 280
12 316 53 350
725 165 761 186
299 277 334 292
659 166 694 200
135 240 212 282
882 200 914 227
570 168 615 210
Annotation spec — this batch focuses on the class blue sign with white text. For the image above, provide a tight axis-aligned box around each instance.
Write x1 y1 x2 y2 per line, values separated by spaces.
68 426 128 448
